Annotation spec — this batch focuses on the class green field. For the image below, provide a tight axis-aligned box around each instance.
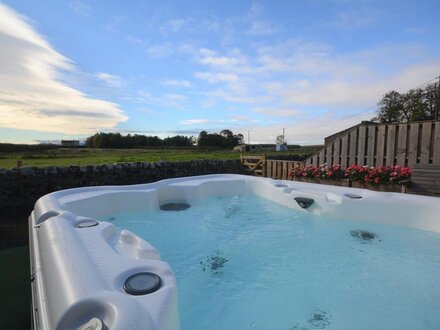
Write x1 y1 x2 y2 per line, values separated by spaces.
0 146 321 169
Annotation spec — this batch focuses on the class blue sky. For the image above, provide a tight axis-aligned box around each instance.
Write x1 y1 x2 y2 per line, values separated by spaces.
0 0 439 144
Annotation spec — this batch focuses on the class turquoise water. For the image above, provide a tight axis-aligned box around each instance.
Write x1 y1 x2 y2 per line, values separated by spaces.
107 195 440 330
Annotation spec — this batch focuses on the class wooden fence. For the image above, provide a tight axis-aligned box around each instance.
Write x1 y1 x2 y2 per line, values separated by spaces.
305 120 440 169
265 160 302 180
410 164 440 195
241 155 302 179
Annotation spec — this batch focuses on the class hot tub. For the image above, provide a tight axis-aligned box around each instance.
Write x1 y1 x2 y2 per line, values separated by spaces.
29 174 440 329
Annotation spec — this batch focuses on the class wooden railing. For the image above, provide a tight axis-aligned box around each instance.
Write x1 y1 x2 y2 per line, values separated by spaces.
305 120 440 169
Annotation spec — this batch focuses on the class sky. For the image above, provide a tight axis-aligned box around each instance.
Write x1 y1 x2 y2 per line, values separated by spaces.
0 0 439 145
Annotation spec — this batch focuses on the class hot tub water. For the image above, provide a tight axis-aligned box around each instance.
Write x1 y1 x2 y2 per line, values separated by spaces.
107 195 440 330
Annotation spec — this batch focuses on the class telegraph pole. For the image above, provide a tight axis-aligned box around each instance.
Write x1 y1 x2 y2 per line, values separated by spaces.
247 130 250 145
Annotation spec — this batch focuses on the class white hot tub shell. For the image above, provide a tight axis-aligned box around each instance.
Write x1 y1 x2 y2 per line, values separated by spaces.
29 174 440 329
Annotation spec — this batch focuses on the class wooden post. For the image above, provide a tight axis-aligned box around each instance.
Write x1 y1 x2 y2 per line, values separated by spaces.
420 122 432 164
385 124 396 166
375 125 386 167
262 153 266 177
349 129 357 166
407 123 419 167
433 122 440 164
396 124 408 166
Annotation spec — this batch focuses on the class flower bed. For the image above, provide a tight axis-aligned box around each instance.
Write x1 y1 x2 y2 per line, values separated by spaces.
289 164 411 192
345 164 411 184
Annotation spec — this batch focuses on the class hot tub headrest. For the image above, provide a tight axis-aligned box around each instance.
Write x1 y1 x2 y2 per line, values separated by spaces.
294 197 314 209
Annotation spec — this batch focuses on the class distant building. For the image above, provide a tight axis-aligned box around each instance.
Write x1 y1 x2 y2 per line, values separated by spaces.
233 144 281 152
276 144 288 152
233 144 261 152
61 140 80 147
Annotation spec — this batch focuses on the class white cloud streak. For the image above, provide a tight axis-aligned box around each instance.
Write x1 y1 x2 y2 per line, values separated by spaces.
0 3 127 134
195 41 440 111
160 18 190 33
252 107 301 117
161 79 192 88
95 72 125 87
180 119 209 125
68 1 92 17
195 72 239 83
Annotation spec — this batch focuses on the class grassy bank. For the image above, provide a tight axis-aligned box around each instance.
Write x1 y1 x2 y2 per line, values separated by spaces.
0 146 322 169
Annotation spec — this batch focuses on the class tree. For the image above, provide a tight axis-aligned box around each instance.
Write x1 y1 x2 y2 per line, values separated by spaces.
86 130 243 149
236 133 244 145
373 91 403 123
276 135 286 145
373 83 439 123
401 89 426 122
220 129 233 138
197 131 208 146
424 83 439 120
197 130 243 148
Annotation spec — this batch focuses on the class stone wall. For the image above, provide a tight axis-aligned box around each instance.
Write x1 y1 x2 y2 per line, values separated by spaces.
0 159 243 226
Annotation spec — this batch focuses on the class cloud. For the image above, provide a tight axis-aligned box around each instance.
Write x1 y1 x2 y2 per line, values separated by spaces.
145 42 196 59
95 72 125 87
161 79 192 88
195 72 239 83
247 20 277 35
0 3 127 134
252 107 301 117
165 93 187 101
69 1 92 17
194 40 440 115
124 90 187 108
331 8 378 29
405 27 426 34
276 60 440 108
146 43 174 58
180 119 209 125
135 108 156 115
198 48 247 68
230 115 250 122
125 35 144 45
229 115 259 124
160 18 191 33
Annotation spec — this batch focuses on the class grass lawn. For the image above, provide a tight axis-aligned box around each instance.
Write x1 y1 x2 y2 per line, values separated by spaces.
0 146 321 169
0 246 30 329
